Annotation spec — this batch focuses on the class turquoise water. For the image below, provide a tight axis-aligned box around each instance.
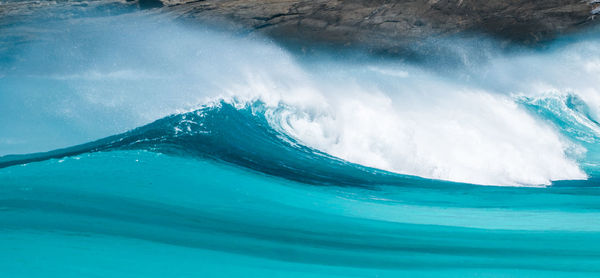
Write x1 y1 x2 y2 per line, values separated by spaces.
1 103 600 277
2 2 600 277
2 150 600 277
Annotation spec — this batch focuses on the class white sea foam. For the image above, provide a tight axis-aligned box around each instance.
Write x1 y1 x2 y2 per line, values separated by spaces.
231 65 588 186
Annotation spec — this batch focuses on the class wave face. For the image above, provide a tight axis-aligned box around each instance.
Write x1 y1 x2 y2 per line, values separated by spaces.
1 3 600 277
1 101 426 187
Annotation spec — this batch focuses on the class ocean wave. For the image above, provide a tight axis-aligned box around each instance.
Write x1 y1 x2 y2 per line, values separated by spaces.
1 11 599 187
2 96 598 187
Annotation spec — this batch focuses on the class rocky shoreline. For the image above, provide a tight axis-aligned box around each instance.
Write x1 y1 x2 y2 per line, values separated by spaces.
156 0 600 54
1 0 599 56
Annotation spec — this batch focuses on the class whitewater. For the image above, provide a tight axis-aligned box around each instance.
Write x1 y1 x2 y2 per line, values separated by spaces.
1 3 600 277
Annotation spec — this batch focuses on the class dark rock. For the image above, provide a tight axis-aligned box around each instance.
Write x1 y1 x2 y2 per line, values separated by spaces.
161 0 599 54
1 0 598 56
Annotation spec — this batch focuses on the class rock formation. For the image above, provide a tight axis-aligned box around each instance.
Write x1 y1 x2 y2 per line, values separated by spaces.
157 0 599 54
1 0 598 55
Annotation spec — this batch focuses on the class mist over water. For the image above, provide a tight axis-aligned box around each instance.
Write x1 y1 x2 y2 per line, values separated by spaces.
2 9 599 186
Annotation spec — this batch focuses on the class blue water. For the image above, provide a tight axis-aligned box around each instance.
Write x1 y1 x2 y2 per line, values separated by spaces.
1 2 600 277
